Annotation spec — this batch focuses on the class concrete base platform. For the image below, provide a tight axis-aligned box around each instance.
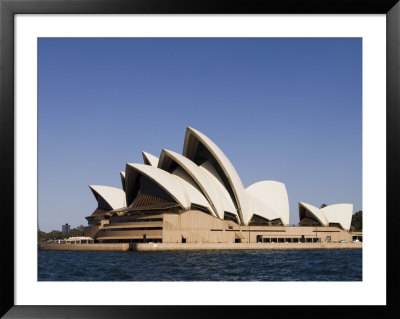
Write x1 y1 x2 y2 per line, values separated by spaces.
131 242 362 251
38 243 130 251
38 242 362 251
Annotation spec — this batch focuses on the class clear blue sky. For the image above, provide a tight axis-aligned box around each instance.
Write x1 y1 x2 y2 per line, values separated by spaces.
38 38 362 232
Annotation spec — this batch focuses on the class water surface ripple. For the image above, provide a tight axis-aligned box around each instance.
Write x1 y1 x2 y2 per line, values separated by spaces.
38 249 362 281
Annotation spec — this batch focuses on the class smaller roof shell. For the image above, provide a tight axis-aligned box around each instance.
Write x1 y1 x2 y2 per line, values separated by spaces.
247 192 280 220
298 202 329 226
125 163 190 210
89 185 126 210
246 181 289 225
321 203 353 231
142 151 159 167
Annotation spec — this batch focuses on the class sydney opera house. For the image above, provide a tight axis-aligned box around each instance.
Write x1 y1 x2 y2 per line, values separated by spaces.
85 127 359 244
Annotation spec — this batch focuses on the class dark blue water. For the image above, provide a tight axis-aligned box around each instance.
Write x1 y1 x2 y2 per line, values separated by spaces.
38 249 362 281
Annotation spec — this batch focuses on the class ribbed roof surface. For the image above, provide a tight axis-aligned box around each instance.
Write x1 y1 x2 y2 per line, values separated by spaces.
130 193 179 211
299 202 328 226
126 163 191 210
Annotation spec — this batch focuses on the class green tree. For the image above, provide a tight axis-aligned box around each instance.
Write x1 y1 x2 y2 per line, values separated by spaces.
68 228 84 237
37 230 48 242
47 230 62 240
351 210 362 231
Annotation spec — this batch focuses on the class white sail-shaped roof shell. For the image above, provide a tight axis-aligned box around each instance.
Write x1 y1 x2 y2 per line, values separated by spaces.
199 162 238 218
171 167 214 216
246 181 289 224
158 149 224 219
246 191 280 221
183 127 252 225
142 151 159 167
89 185 126 210
299 202 329 226
125 163 190 210
321 203 353 231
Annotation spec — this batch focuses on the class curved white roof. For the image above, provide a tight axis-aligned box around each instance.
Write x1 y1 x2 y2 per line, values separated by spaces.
246 192 280 221
89 185 126 210
159 149 224 219
199 162 238 218
183 127 252 225
142 151 159 167
246 181 289 225
321 203 353 231
126 163 190 210
200 160 224 184
171 167 214 216
298 202 329 226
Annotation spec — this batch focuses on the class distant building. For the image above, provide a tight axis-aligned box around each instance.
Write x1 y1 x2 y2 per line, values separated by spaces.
77 225 85 232
62 223 70 235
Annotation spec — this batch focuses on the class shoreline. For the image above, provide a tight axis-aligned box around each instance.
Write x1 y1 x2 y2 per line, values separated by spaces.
38 242 362 251
38 243 130 251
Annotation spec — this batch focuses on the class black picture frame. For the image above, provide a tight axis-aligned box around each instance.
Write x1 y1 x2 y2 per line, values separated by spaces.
1 0 399 318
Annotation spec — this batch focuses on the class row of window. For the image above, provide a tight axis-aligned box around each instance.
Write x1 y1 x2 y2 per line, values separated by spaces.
214 229 286 232
99 238 162 243
103 227 162 232
256 237 321 243
109 218 163 224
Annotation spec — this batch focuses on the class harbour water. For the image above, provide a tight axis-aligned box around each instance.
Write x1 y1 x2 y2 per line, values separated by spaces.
38 249 361 281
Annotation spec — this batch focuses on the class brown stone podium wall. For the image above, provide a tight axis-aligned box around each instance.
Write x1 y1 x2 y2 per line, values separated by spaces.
38 243 130 251
82 210 357 244
132 242 362 251
162 210 354 244
133 242 362 251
